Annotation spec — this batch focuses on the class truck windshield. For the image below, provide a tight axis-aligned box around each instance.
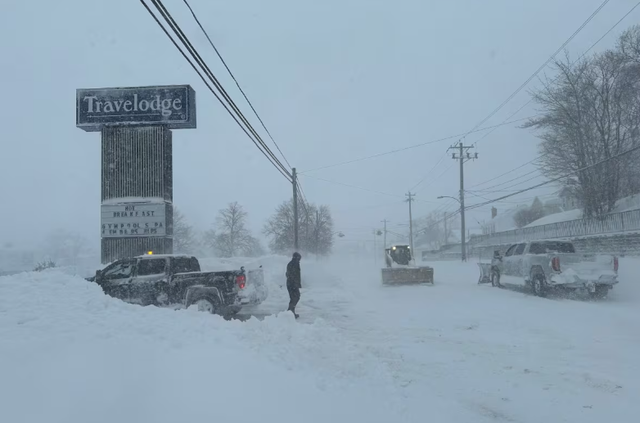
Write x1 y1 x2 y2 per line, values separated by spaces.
529 242 575 254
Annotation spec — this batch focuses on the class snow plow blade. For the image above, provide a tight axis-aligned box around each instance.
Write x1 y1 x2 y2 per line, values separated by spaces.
381 267 434 285
478 263 492 284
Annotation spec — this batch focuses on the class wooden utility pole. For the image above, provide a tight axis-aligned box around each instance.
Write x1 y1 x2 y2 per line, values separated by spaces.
406 192 415 256
443 212 448 245
373 229 377 265
447 142 478 261
292 167 299 250
381 219 389 249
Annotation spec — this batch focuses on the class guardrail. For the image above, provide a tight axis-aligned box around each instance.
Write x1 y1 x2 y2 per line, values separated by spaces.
470 208 640 247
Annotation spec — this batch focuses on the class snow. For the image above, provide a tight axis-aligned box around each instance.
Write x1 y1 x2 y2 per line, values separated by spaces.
614 193 640 213
523 193 640 229
524 208 584 228
101 197 166 205
1 254 639 422
481 204 527 233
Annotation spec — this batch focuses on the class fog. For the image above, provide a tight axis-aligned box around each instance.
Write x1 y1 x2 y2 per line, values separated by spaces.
0 0 632 252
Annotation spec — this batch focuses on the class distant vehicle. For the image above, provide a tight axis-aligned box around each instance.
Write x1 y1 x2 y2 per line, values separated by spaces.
381 244 434 285
87 253 267 316
478 239 618 298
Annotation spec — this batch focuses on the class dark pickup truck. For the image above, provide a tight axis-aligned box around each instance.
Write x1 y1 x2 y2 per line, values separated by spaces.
87 254 268 316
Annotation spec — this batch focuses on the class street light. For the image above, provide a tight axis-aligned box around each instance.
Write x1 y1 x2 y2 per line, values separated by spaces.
437 195 460 204
437 195 466 261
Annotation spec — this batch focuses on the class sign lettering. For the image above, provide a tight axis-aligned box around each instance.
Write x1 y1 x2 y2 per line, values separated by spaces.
101 202 169 238
76 85 196 132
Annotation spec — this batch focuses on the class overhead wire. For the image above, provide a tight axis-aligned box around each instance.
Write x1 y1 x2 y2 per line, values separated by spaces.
298 117 531 174
461 1 640 189
409 152 448 192
458 0 611 141
141 0 292 182
467 155 544 189
416 162 456 194
464 143 640 213
299 174 441 204
180 0 293 170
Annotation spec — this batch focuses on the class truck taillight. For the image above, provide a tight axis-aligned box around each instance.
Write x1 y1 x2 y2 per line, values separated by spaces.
551 257 561 272
236 274 246 289
614 257 619 272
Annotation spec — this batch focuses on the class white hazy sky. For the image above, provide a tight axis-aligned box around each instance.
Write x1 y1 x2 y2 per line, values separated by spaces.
1 0 637 249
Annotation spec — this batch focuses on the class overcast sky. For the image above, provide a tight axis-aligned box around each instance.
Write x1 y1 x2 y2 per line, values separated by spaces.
1 0 637 250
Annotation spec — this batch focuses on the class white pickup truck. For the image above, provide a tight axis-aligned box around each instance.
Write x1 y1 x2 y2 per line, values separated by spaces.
478 239 619 298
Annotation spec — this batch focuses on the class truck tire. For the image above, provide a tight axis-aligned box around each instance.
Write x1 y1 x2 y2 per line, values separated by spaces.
190 296 220 314
531 274 547 298
589 285 609 300
185 287 223 314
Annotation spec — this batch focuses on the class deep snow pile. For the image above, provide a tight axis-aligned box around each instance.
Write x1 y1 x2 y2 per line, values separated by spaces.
2 253 639 422
0 266 411 423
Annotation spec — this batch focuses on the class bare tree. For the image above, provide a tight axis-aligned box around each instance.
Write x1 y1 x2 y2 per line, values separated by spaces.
309 205 334 255
618 25 640 65
415 212 448 250
263 200 335 255
172 206 200 254
524 47 640 217
205 202 256 257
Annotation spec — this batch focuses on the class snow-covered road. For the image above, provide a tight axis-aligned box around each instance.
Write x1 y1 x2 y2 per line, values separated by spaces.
1 255 638 422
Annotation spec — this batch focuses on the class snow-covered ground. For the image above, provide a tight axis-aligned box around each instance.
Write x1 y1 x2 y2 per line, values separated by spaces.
1 254 638 422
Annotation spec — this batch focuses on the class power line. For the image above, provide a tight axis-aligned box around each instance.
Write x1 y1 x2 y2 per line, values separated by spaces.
467 0 639 153
409 152 448 192
471 168 542 193
180 0 292 170
467 0 640 154
464 143 640 212
459 0 611 140
298 117 531 174
141 0 292 182
416 162 456 194
412 1 638 198
299 174 440 203
468 155 544 189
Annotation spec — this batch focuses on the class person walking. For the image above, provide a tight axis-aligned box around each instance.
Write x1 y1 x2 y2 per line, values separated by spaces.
286 252 302 318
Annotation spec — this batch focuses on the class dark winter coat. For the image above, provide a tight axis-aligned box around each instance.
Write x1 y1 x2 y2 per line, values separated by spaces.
286 259 301 289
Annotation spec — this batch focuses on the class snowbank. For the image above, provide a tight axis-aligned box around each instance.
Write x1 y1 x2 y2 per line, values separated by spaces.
3 254 639 422
0 266 406 423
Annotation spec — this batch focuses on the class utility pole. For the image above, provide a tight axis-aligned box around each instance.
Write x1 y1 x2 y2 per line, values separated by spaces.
373 229 377 265
443 212 448 245
316 209 320 256
292 167 299 250
447 142 478 261
406 192 415 257
381 219 389 249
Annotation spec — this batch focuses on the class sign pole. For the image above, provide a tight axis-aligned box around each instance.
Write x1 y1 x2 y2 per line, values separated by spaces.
76 85 197 263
